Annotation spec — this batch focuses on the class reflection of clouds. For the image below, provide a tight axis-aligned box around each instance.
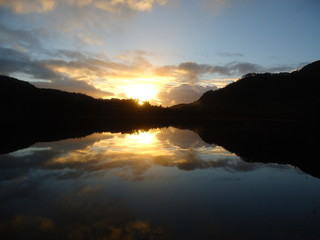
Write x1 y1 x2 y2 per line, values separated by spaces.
0 133 110 181
157 127 213 149
0 128 309 240
154 150 256 172
0 128 265 183
40 128 258 179
8 147 51 157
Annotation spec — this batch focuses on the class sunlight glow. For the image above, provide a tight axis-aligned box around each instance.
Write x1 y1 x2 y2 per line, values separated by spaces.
124 84 158 103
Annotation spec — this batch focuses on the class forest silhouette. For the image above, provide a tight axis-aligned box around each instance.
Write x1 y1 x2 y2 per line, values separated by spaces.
1 60 319 121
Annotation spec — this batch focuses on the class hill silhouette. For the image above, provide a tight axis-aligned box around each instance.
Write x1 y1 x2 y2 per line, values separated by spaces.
171 60 320 120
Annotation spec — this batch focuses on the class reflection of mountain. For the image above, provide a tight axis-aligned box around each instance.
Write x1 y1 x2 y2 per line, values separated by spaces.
1 119 319 178
177 120 320 178
171 60 320 120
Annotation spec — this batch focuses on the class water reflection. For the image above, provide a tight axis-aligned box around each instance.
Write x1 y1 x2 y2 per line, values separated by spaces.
1 127 320 240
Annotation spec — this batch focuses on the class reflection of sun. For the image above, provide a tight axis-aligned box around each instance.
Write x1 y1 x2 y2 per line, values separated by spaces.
124 84 158 104
127 131 156 145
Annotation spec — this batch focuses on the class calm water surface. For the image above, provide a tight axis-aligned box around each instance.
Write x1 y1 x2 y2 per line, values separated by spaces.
0 127 319 239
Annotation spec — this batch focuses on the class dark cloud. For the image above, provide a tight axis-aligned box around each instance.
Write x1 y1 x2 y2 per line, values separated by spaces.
154 61 295 84
154 61 256 84
157 84 217 106
178 62 223 81
227 61 262 75
0 47 58 79
178 61 263 79
0 47 113 98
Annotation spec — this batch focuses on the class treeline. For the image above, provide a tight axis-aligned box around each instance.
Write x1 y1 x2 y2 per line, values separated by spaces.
0 75 169 119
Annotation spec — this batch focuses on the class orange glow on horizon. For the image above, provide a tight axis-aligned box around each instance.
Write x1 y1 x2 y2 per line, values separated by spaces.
123 84 159 104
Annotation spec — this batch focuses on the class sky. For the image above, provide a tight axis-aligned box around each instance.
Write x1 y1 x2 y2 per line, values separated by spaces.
0 0 319 106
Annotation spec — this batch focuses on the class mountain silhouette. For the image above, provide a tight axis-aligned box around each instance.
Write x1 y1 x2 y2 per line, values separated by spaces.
171 60 320 120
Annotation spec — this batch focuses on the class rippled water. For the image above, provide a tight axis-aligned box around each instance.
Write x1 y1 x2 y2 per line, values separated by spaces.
1 127 319 239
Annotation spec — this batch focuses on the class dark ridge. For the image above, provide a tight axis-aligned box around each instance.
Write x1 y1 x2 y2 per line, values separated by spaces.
0 75 37 90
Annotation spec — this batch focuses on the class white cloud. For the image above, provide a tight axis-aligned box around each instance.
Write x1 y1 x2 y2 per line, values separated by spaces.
157 84 217 106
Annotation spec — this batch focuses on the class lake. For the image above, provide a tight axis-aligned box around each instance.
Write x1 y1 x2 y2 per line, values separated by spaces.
0 126 319 240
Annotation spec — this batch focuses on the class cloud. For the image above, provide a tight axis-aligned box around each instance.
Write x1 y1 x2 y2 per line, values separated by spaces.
0 47 113 98
0 0 299 105
115 49 159 61
217 52 243 58
0 0 169 50
154 61 263 83
0 47 58 79
34 77 114 98
0 0 56 13
0 44 159 99
0 44 298 103
0 0 168 14
157 84 217 106
0 24 43 52
155 61 261 105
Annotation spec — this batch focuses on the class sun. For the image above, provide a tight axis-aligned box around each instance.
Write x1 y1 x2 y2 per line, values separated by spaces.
124 84 158 104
